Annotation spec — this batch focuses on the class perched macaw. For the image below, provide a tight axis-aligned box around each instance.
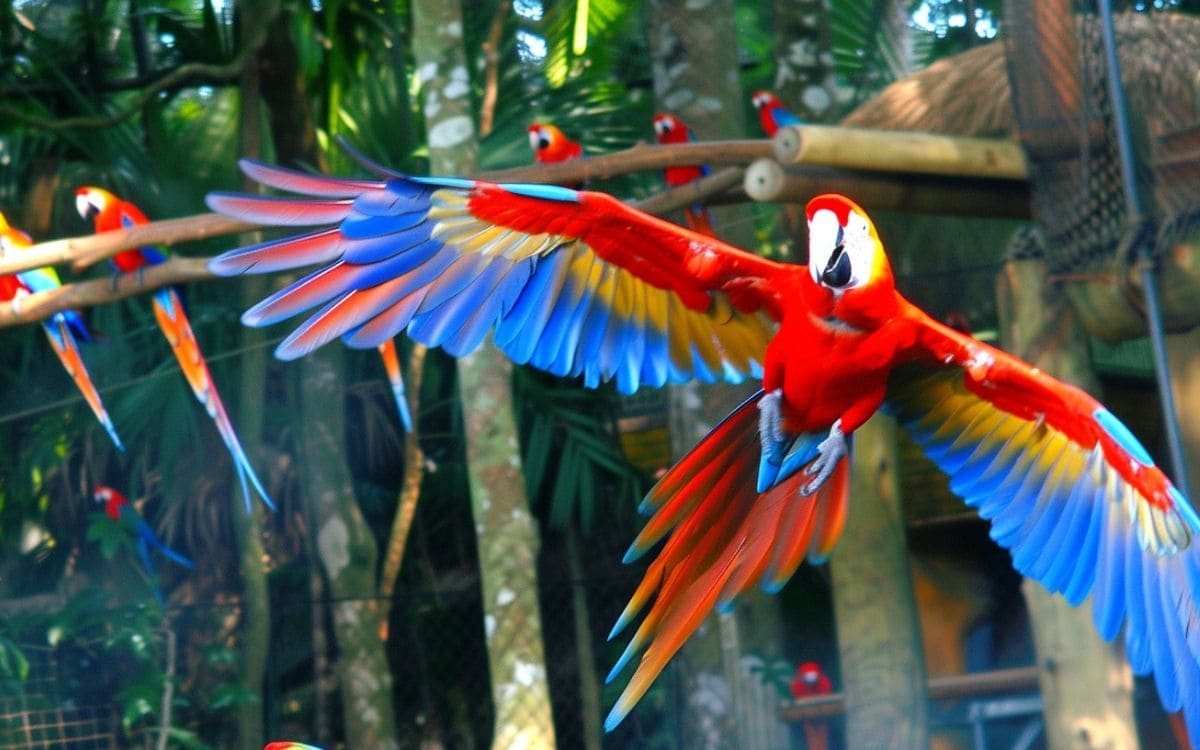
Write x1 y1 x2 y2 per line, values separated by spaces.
94 484 193 602
0 216 124 450
205 159 1200 743
751 90 802 137
790 662 833 750
651 113 718 238
75 187 272 511
528 122 584 165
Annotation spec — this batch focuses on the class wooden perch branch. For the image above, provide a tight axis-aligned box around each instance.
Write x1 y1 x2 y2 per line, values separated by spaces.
0 214 261 277
633 167 746 215
3 145 759 279
0 257 215 329
482 140 773 183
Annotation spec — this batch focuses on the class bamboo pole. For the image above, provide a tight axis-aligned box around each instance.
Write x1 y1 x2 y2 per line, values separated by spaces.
772 124 1030 181
743 159 1031 218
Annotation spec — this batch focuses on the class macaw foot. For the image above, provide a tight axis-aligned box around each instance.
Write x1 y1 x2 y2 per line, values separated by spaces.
757 389 794 492
109 272 120 293
802 420 846 496
136 266 145 286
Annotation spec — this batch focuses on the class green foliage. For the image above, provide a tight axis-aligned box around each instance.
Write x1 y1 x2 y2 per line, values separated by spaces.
515 369 643 534
0 630 30 682
85 509 133 561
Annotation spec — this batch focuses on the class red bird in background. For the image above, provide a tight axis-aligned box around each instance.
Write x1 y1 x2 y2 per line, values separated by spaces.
651 112 719 237
751 89 803 137
76 187 272 511
791 662 833 750
528 122 583 164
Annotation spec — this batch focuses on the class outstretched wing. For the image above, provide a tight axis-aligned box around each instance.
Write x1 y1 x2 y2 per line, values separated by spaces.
207 160 781 394
888 322 1200 745
604 391 849 729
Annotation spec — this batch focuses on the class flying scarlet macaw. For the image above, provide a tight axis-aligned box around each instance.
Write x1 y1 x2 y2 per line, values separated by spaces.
205 159 1200 742
751 90 802 137
93 484 194 602
651 113 718 237
0 215 124 450
528 122 584 165
75 187 272 511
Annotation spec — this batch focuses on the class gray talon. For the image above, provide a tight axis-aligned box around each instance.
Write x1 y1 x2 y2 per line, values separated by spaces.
802 420 847 496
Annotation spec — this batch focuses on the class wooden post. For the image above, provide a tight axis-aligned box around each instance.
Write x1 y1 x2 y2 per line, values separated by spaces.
772 124 1029 180
743 158 1030 218
830 413 929 749
997 259 1139 750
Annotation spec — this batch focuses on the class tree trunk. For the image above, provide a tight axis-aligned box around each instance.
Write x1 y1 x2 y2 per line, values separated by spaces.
298 348 399 750
769 0 840 122
997 259 1138 750
648 0 753 249
649 2 773 745
829 413 929 750
411 2 556 747
233 7 271 745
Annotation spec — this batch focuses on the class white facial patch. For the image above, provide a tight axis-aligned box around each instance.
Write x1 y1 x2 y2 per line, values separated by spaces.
807 206 876 290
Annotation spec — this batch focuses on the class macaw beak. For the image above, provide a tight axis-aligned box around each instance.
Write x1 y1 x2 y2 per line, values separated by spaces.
75 193 101 221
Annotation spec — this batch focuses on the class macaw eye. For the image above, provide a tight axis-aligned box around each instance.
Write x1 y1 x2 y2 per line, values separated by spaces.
821 243 852 288
654 119 672 135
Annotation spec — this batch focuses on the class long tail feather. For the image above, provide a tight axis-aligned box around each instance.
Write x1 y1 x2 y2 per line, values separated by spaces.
377 339 413 431
42 317 124 451
605 392 851 729
152 288 273 511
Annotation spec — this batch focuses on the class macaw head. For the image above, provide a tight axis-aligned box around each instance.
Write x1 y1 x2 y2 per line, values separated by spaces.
527 123 580 164
805 194 898 326
652 113 690 145
75 186 120 228
751 90 781 112
93 485 117 505
790 661 832 697
0 213 33 257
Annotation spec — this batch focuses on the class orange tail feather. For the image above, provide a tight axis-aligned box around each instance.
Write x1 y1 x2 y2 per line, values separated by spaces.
152 288 272 510
42 318 123 451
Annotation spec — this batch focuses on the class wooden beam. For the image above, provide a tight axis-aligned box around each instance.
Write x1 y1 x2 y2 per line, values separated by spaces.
772 125 1029 181
743 159 1031 218
778 665 1043 722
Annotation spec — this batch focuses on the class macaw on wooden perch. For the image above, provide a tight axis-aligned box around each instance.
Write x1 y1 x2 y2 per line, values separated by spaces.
651 113 719 238
528 122 584 165
0 215 124 450
205 157 1200 743
93 484 193 602
790 661 833 750
75 187 273 512
751 90 803 137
